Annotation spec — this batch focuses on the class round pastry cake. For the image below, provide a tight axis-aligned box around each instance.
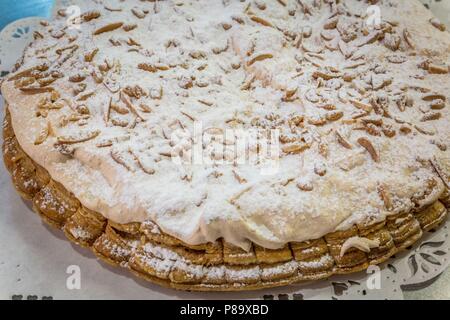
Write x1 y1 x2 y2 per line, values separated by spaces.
2 0 450 291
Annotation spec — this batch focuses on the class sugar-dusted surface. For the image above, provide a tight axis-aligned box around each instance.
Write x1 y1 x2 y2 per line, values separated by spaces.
2 0 450 251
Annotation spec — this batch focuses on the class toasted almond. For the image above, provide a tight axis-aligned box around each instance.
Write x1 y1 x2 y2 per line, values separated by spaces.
377 185 393 210
111 118 129 127
233 170 247 184
403 28 415 49
415 124 435 136
77 91 95 101
430 99 446 110
81 10 101 22
282 143 310 154
421 112 441 122
430 158 449 189
428 63 449 74
93 22 124 35
57 130 100 144
318 141 328 158
138 103 152 113
241 74 255 91
123 24 137 32
422 93 446 102
138 63 157 73
364 123 381 136
20 86 55 94
84 48 99 62
399 125 412 134
336 130 352 149
247 53 273 66
312 71 342 80
357 137 379 162
249 15 273 27
120 92 144 120
34 122 51 145
8 64 49 81
111 149 135 172
430 18 446 32
14 77 35 88
131 8 147 19
307 116 327 126
69 74 86 83
350 99 373 113
382 127 396 138
326 111 343 122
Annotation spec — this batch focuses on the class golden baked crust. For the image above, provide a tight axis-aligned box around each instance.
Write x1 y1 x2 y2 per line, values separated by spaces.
3 108 448 291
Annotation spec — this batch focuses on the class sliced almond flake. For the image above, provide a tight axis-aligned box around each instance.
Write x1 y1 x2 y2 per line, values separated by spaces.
81 10 101 22
308 116 327 126
403 28 415 49
123 24 137 32
8 64 49 81
232 170 247 184
422 93 446 102
96 139 113 148
104 6 122 12
356 31 382 47
131 151 156 175
84 48 99 62
312 71 342 80
55 44 78 55
14 77 35 88
429 18 446 32
57 130 100 145
414 125 435 136
249 15 273 27
93 22 124 35
111 117 129 127
241 74 255 91
34 122 51 145
69 74 86 83
357 137 379 162
430 99 446 110
20 86 55 94
282 143 310 154
335 130 352 149
131 8 147 19
247 52 273 66
138 103 152 113
421 112 441 122
382 126 396 138
77 91 95 101
180 111 196 122
110 101 130 115
349 99 372 113
37 77 57 87
120 93 144 121
428 63 449 74
198 99 214 107
430 158 450 189
386 54 406 64
54 143 75 156
325 111 343 122
343 61 365 69
111 149 136 172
